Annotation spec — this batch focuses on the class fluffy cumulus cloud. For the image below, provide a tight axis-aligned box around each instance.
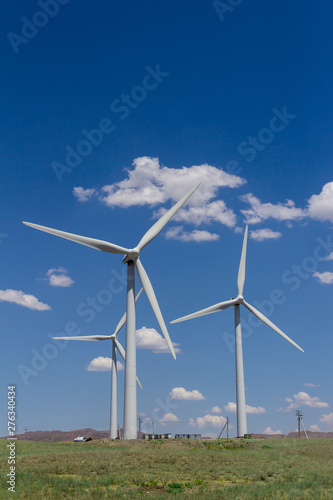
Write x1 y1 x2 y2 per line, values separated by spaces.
211 406 222 414
159 413 180 426
323 252 333 261
74 157 245 230
189 414 227 429
309 424 321 432
170 387 205 401
250 228 282 241
136 327 181 354
0 289 50 311
313 272 333 285
320 413 333 429
240 193 305 225
86 357 124 372
307 181 333 222
73 187 97 202
165 226 219 242
46 267 74 287
263 427 283 435
278 392 329 412
224 402 266 414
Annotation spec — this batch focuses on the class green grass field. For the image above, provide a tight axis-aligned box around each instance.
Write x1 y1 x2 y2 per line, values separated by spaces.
1 437 332 498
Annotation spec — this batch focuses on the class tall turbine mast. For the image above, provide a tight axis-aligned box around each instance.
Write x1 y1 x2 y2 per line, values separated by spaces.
23 183 200 439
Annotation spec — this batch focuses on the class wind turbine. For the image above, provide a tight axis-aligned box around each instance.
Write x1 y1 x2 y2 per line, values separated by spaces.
53 288 143 439
171 225 303 438
23 182 200 439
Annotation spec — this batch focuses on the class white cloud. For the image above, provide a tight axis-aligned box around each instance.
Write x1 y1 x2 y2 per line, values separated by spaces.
136 327 181 354
250 228 282 241
224 402 266 414
323 252 333 261
304 383 320 388
159 413 180 426
73 187 97 202
100 157 245 207
189 414 227 429
46 267 74 287
170 387 205 401
279 392 329 412
0 289 51 311
165 226 219 242
240 193 305 224
75 157 245 229
320 413 333 429
263 427 282 435
86 356 124 372
211 406 222 414
307 181 333 222
309 424 321 432
313 272 333 285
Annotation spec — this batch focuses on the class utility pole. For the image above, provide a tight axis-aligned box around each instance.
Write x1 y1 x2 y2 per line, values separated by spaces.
284 410 309 439
138 416 142 433
297 410 301 438
218 417 230 439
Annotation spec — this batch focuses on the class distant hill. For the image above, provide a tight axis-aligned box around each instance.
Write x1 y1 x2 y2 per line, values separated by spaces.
1 429 333 442
252 431 333 439
1 428 110 443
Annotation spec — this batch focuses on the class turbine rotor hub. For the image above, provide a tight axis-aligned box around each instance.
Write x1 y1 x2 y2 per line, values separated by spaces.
123 247 140 263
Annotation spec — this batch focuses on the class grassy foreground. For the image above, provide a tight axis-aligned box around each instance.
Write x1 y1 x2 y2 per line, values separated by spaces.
1 437 333 498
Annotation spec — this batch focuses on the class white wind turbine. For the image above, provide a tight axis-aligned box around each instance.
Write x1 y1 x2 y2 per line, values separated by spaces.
23 183 200 440
53 288 143 439
171 225 303 438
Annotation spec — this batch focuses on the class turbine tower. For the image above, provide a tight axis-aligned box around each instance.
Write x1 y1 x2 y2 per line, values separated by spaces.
171 225 303 438
53 288 143 439
23 183 199 440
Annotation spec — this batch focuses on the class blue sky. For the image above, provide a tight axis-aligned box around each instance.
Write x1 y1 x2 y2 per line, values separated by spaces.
1 0 333 438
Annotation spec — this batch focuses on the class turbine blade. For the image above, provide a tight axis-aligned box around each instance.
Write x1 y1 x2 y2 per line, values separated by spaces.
136 183 200 251
242 300 304 352
114 337 143 389
136 376 143 390
22 222 131 255
113 288 144 337
53 335 112 341
114 338 126 361
171 298 238 323
237 225 248 297
135 258 176 359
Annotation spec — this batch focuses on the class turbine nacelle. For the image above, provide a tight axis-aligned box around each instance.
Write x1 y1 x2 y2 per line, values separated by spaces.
123 248 140 263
